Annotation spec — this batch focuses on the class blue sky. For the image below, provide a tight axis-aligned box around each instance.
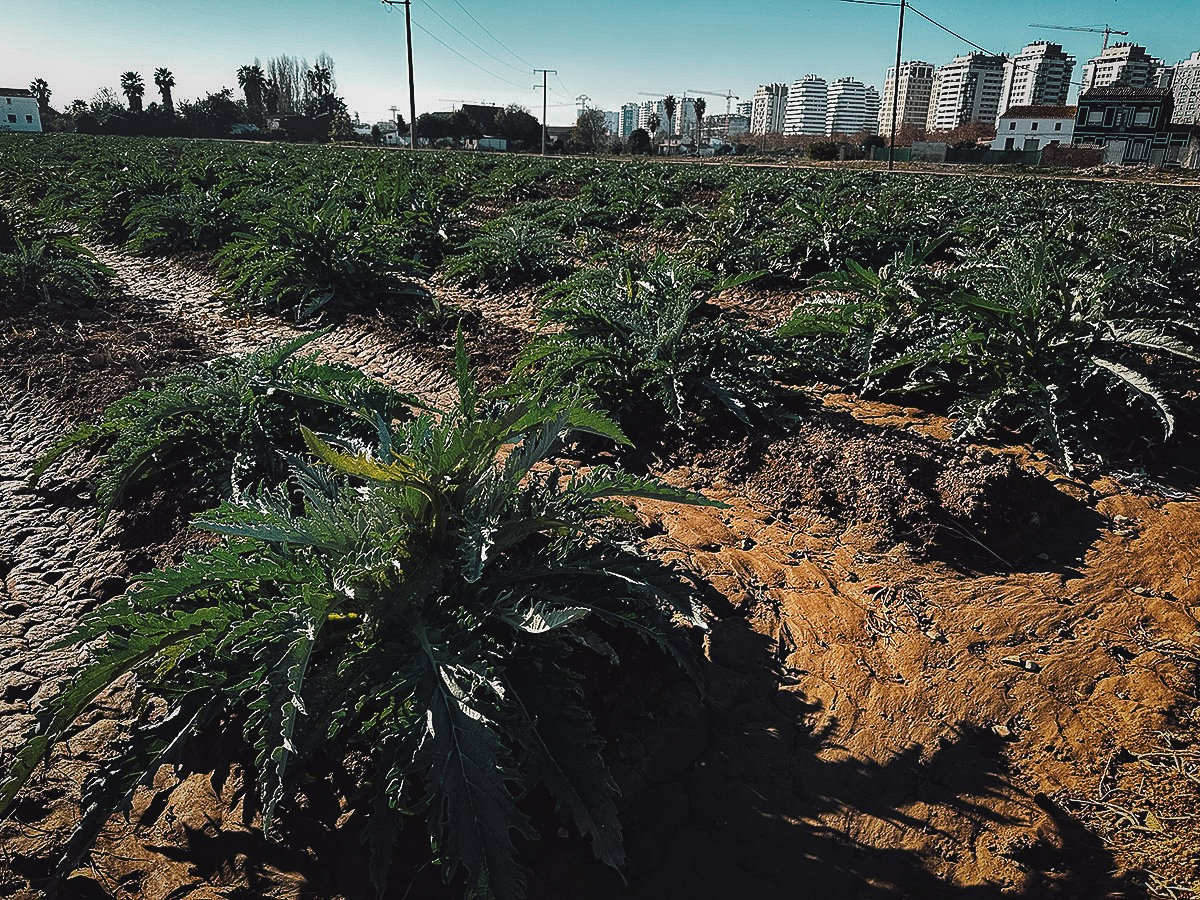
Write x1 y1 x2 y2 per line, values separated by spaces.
3 1 1196 125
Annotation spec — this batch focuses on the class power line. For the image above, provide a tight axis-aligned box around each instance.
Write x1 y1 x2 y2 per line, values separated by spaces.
415 0 528 76
409 17 533 91
906 4 1088 89
447 0 536 70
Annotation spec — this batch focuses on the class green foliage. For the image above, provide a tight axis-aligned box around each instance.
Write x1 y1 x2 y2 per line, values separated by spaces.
0 207 112 305
5 347 713 899
782 235 1200 467
35 332 416 517
215 200 424 319
523 254 798 439
443 220 572 291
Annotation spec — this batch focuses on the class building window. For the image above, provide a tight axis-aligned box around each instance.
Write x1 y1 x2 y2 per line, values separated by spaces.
25 115 33 124
1054 122 1062 131
1005 137 1015 150
1103 107 1116 127
6 115 16 124
1134 108 1152 126
1031 121 1038 130
1009 121 1017 130
1024 138 1040 151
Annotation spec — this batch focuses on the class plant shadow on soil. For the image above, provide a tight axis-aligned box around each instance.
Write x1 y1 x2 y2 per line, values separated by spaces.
527 612 1145 900
40 612 1142 900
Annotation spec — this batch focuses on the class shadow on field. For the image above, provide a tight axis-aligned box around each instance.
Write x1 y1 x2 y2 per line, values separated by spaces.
528 613 1140 900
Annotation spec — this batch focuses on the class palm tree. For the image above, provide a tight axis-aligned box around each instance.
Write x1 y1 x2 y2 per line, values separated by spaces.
29 78 51 113
120 71 145 112
154 68 175 115
693 97 706 145
237 64 268 124
306 64 333 98
663 95 677 136
646 112 661 136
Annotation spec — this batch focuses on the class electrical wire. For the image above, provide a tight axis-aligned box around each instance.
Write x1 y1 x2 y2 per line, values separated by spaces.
907 4 1088 89
446 0 537 70
415 0 529 75
402 14 533 91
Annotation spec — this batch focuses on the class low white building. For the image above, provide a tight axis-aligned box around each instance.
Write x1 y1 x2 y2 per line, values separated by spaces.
1 88 42 133
991 105 1075 151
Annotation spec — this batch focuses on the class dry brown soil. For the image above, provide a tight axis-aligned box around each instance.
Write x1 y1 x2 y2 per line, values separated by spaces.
1 247 1198 900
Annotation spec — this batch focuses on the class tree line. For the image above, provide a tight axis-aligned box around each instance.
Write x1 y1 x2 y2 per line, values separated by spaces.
27 54 369 142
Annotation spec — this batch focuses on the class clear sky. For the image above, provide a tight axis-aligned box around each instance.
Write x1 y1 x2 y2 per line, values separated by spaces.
3 1 1196 126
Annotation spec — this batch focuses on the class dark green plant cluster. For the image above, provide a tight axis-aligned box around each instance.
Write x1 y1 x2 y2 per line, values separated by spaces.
0 207 112 306
781 234 1200 467
35 332 416 516
11 338 714 899
523 254 799 441
443 220 572 291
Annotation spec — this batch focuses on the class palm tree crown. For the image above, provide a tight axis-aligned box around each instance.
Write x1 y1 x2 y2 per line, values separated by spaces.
29 78 51 112
154 68 175 114
120 71 145 112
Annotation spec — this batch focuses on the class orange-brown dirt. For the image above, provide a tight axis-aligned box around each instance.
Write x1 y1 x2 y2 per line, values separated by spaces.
1 253 1198 900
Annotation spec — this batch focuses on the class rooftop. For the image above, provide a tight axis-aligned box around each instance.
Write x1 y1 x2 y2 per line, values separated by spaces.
0 88 35 98
1000 105 1076 119
1081 86 1173 100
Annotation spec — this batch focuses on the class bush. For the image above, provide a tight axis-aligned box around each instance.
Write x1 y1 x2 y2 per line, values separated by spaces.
5 347 712 900
0 208 112 306
807 141 839 161
522 254 799 441
35 332 415 517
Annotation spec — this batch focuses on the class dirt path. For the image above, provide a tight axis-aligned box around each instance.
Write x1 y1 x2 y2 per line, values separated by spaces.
88 247 459 408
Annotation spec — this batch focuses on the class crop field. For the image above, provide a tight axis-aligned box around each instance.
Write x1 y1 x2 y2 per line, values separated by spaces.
2 133 1200 900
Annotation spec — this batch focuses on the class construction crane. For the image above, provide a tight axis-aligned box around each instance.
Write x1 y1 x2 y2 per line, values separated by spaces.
688 89 740 118
1029 24 1129 52
637 91 690 136
688 89 741 139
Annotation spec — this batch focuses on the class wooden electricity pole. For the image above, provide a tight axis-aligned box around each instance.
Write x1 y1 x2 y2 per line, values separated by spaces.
381 0 418 149
534 68 556 155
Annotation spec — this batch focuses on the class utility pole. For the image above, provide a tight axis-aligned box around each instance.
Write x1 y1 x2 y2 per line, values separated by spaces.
888 0 906 172
534 68 556 154
381 0 418 150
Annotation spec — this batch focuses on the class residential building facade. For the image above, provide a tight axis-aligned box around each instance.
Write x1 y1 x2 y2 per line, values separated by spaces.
1073 86 1193 165
991 105 1075 151
0 89 42 133
701 113 750 141
878 60 934 136
784 75 827 135
751 83 788 135
926 53 1006 132
1170 51 1200 125
619 103 640 138
1081 44 1165 92
1000 42 1075 116
638 99 667 134
824 78 879 135
736 100 753 118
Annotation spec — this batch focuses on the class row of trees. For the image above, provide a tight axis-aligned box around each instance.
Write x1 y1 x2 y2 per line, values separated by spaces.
26 54 353 142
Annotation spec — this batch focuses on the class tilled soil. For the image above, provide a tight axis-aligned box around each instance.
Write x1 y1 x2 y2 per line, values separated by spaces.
1 246 1198 900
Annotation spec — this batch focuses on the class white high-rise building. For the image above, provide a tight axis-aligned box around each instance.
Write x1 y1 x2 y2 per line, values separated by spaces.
637 99 667 134
825 78 879 135
878 60 934 136
1081 43 1165 92
1171 50 1200 124
1000 42 1076 116
926 53 1006 132
736 99 753 118
751 83 788 134
784 75 827 135
619 103 640 138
